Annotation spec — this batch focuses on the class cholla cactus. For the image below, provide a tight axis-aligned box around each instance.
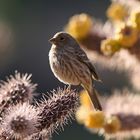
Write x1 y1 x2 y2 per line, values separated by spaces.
0 72 37 121
0 72 79 140
65 13 93 41
103 90 140 139
65 13 106 51
76 90 140 139
37 88 79 135
106 2 128 21
0 103 39 140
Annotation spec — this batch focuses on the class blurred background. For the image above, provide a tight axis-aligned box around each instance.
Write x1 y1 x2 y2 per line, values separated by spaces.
0 0 110 140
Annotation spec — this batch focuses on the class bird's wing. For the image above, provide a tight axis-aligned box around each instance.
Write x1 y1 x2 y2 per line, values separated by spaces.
75 47 100 81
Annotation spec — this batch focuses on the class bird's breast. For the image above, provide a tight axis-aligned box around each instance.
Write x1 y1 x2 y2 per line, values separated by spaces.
49 49 80 85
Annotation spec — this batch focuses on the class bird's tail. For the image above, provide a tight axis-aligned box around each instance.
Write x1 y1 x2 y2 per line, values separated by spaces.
87 88 102 111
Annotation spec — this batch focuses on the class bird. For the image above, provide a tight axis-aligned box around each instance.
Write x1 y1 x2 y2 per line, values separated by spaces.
48 32 102 111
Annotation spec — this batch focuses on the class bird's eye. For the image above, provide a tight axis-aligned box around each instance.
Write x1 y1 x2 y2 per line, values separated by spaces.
60 37 65 41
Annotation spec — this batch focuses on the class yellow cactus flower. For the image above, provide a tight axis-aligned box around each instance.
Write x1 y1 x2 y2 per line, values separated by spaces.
85 111 105 128
106 3 127 21
104 116 121 134
65 13 93 40
76 106 91 124
79 90 92 108
115 23 138 47
130 10 140 31
101 39 121 55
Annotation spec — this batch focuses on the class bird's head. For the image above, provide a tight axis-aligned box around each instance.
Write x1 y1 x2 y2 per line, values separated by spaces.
49 32 77 47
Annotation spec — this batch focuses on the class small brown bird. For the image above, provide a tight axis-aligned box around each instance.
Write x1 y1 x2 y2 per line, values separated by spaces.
49 32 102 110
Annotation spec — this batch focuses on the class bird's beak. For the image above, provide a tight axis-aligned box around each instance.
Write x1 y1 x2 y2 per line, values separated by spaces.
49 37 57 44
